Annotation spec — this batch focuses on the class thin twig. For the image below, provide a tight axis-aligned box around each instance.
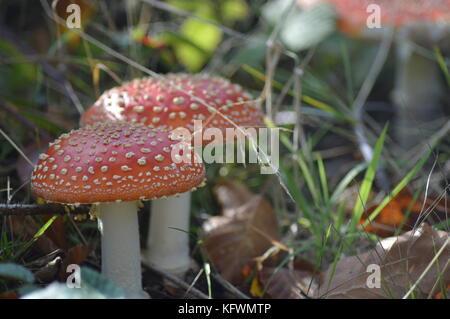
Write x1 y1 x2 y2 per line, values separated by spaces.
0 203 90 216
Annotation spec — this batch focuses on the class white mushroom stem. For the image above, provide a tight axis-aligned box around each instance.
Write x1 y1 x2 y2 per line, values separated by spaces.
97 201 148 298
144 192 191 276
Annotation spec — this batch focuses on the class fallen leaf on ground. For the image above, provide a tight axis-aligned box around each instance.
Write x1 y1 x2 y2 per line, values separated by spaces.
360 188 448 237
34 256 62 283
202 180 281 284
319 224 450 299
252 258 322 299
213 179 254 217
41 215 67 251
9 214 88 283
434 284 450 299
258 268 319 298
59 245 90 281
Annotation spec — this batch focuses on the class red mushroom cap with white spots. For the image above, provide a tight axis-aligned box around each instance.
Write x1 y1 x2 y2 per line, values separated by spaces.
31 122 206 204
80 73 264 142
297 0 450 33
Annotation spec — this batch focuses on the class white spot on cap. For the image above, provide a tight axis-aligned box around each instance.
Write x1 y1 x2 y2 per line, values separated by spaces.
173 97 185 105
137 157 147 166
133 105 144 113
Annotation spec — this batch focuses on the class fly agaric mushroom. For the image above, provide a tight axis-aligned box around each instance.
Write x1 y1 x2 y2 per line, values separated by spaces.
80 73 264 132
81 73 264 275
31 121 205 297
297 0 450 148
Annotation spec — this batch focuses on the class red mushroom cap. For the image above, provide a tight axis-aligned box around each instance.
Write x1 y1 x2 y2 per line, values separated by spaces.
297 0 450 33
80 74 264 143
31 121 206 204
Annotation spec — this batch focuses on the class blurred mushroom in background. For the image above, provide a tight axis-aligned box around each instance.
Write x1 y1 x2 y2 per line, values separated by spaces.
297 0 450 149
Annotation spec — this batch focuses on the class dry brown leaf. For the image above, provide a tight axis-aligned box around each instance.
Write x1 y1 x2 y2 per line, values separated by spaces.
34 256 62 283
255 258 323 299
213 179 255 217
41 215 67 250
202 180 281 284
319 224 450 299
259 267 320 299
9 214 67 255
360 188 448 237
58 245 90 281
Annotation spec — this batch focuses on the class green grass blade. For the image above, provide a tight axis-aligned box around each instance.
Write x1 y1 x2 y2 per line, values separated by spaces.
316 154 329 204
13 216 58 259
330 162 367 204
434 47 450 88
296 153 320 204
349 124 388 232
360 148 433 229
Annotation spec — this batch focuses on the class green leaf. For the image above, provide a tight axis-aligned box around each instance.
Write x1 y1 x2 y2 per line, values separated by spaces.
261 0 293 26
167 0 198 12
280 3 336 51
174 5 222 71
22 282 106 299
0 263 35 283
221 0 249 22
21 267 125 299
262 0 337 51
231 35 267 67
80 267 124 298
